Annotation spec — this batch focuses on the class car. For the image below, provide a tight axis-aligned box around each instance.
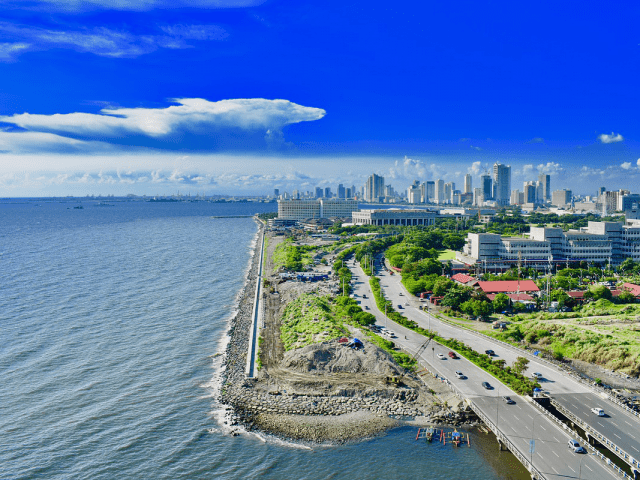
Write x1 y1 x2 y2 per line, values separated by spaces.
485 349 495 356
502 396 515 404
437 353 445 359
591 407 605 416
568 439 586 453
482 382 493 389
531 372 543 379
399 292 403 296
364 305 369 310
448 351 458 359
455 371 465 379
397 304 403 309
405 302 410 306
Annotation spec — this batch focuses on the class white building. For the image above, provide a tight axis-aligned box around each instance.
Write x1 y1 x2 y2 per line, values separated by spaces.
277 199 358 220
352 209 437 226
464 174 472 194
460 219 640 267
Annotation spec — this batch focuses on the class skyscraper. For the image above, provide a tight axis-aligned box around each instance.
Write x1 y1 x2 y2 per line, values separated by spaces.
337 184 345 199
426 181 435 203
464 174 472 194
480 173 492 202
315 186 323 198
492 162 511 206
365 173 385 202
538 173 550 201
435 179 445 204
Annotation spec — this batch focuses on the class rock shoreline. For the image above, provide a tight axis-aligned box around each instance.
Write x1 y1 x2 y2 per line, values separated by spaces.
218 220 479 443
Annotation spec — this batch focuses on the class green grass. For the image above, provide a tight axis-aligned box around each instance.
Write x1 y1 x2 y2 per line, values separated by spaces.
436 249 457 260
272 238 314 271
280 294 348 350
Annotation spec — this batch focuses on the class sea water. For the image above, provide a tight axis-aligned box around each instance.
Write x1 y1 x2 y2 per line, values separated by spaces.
0 199 528 479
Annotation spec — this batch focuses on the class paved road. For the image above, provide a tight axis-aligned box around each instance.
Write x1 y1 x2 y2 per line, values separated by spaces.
368 258 640 469
346 259 616 480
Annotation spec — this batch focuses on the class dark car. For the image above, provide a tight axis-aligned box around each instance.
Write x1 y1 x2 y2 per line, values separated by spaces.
482 382 493 390
485 349 495 356
397 304 403 309
502 396 515 404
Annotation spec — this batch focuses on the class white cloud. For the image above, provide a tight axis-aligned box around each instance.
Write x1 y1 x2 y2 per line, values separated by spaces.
522 164 535 176
0 130 114 154
598 132 624 144
537 162 564 175
0 23 227 59
0 98 326 147
470 145 482 151
468 161 482 175
527 137 544 144
621 162 632 170
9 0 266 12
0 42 30 61
637 158 640 168
387 155 427 180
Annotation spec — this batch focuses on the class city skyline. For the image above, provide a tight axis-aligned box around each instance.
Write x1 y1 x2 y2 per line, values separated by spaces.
1 1 639 196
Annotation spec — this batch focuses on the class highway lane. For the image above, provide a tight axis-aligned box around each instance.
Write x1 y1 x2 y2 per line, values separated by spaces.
371 257 640 469
346 259 616 480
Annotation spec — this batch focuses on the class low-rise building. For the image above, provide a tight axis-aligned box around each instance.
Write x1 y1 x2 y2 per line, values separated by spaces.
459 219 640 267
277 199 358 220
352 208 436 226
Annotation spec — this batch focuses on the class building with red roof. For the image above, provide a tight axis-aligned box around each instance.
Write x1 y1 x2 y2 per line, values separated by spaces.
477 280 540 294
486 293 534 302
623 283 640 297
451 273 476 285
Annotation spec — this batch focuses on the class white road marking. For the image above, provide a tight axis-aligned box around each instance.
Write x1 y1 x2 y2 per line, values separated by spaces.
553 451 559 458
567 465 575 472
585 465 593 471
614 433 621 439
554 437 560 442
625 421 633 426
631 446 639 453
552 467 558 474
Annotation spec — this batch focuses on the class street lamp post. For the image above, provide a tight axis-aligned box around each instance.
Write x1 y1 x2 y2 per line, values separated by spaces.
530 413 545 466
579 453 596 479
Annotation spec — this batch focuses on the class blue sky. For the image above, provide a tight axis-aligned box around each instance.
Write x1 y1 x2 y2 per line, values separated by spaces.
0 0 639 196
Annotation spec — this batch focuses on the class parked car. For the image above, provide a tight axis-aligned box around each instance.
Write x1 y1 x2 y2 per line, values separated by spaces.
502 396 515 404
568 439 586 453
482 382 493 390
591 407 605 416
485 350 495 356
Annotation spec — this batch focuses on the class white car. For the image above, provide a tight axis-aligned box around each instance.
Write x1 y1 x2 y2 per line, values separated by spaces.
455 371 465 379
531 372 543 379
437 353 445 359
591 407 605 416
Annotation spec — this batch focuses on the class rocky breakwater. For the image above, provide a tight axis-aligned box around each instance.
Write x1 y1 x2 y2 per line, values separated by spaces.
221 321 478 441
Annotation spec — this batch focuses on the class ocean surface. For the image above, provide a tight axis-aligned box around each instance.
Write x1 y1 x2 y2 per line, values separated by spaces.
0 199 528 479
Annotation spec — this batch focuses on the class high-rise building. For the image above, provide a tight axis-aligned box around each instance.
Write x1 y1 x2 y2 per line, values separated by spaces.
538 174 551 201
552 189 572 207
324 187 332 198
426 181 435 203
510 189 521 205
315 187 323 198
337 184 345 199
407 182 421 204
435 179 445 204
345 187 352 199
473 187 483 206
444 182 454 204
274 188 280 198
492 163 511 206
365 173 385 202
480 174 492 201
464 174 472 194
524 183 537 204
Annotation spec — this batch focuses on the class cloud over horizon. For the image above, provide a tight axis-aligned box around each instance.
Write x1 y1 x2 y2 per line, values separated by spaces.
0 98 326 153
